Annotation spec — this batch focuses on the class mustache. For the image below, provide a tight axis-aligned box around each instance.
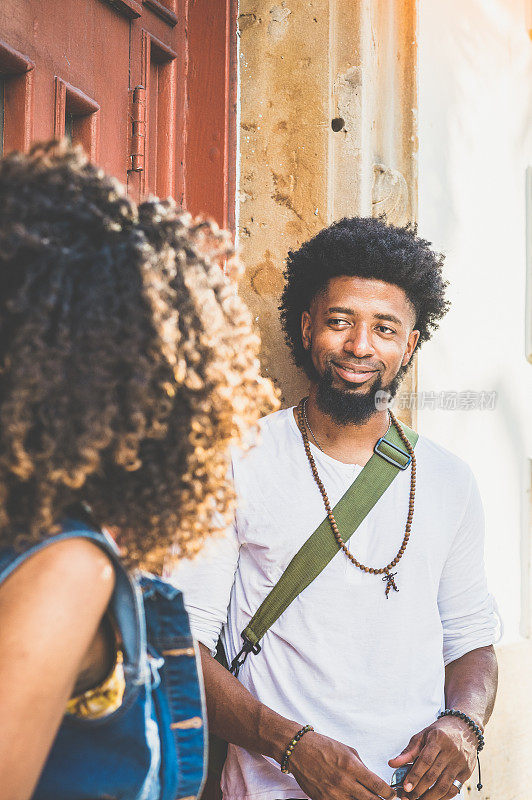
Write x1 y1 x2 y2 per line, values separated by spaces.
328 357 384 372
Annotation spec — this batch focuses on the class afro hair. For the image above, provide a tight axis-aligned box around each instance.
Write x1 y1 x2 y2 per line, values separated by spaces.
280 217 450 377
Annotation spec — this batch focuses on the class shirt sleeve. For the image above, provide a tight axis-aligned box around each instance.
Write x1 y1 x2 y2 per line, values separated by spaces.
438 469 501 666
168 522 240 656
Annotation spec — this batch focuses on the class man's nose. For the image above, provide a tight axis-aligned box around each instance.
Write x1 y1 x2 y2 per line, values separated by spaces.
343 323 375 357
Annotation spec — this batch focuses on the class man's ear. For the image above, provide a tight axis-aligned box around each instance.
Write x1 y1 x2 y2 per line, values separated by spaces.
402 329 420 366
301 311 312 350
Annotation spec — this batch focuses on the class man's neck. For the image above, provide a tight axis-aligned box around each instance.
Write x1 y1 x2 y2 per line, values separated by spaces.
297 388 391 466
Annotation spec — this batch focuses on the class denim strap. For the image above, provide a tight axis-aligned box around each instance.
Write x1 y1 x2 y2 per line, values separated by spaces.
140 575 207 800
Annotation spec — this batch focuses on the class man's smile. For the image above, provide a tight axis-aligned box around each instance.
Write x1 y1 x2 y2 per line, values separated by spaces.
331 361 379 384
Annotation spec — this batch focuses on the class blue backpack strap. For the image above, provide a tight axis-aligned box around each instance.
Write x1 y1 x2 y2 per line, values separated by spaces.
139 574 207 800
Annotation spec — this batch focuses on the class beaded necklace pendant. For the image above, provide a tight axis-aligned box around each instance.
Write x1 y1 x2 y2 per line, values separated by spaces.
297 398 417 598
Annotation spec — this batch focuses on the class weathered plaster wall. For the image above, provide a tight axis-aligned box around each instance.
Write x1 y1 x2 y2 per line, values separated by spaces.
237 0 329 403
237 0 418 411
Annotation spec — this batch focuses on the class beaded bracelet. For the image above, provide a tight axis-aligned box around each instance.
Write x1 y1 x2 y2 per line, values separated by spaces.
437 709 484 750
437 709 484 790
280 724 314 774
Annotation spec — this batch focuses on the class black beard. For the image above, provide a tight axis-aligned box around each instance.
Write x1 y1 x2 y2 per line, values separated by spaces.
315 365 405 425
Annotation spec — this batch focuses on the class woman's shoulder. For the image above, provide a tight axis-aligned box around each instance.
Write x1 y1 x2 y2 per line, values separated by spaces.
0 533 116 620
0 521 120 587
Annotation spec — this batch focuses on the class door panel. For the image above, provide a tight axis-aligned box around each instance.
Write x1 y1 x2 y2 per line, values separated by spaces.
128 8 184 204
185 0 237 229
54 78 100 162
0 40 34 155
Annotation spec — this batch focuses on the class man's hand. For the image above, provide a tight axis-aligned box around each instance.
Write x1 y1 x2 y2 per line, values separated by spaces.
290 730 396 800
388 717 478 799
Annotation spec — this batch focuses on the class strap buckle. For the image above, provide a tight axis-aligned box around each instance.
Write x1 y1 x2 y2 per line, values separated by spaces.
374 437 412 470
229 634 261 677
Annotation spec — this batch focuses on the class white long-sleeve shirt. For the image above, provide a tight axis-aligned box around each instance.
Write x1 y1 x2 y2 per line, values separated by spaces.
172 408 499 800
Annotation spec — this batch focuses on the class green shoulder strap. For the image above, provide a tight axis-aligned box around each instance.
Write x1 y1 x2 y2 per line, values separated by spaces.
229 418 419 675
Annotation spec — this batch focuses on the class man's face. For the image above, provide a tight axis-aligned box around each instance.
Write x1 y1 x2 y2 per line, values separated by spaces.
301 275 420 423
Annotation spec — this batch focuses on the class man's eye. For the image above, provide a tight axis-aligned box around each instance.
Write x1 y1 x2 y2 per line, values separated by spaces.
377 325 395 334
329 318 349 327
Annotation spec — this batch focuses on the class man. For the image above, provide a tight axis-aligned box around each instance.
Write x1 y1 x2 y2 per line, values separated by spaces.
174 218 499 800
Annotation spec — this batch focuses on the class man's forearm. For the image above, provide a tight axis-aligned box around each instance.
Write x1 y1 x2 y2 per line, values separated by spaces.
198 643 301 763
444 645 498 728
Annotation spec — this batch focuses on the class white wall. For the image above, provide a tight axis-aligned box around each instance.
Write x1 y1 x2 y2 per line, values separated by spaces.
417 0 532 642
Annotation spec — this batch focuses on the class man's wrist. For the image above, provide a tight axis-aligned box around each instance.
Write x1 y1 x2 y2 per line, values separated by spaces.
285 727 317 777
280 725 314 773
433 715 479 750
255 703 303 763
438 708 484 745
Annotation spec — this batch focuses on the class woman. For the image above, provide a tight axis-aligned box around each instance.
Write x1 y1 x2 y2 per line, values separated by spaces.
0 141 278 799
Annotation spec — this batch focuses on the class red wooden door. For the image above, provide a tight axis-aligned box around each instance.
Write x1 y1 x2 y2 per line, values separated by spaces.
0 0 237 228
127 0 183 204
0 0 132 182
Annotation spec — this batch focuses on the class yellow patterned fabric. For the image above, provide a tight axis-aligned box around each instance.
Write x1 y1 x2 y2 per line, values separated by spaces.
66 651 125 720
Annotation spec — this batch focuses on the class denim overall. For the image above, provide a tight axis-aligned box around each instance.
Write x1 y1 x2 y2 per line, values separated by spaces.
0 520 207 800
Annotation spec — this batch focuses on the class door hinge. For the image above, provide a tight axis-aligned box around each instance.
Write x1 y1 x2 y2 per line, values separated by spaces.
129 85 146 172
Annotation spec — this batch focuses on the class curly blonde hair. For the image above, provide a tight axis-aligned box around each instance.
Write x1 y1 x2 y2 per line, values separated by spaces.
0 141 279 569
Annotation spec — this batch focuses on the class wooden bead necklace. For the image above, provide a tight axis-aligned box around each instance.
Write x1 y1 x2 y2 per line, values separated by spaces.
297 397 416 598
